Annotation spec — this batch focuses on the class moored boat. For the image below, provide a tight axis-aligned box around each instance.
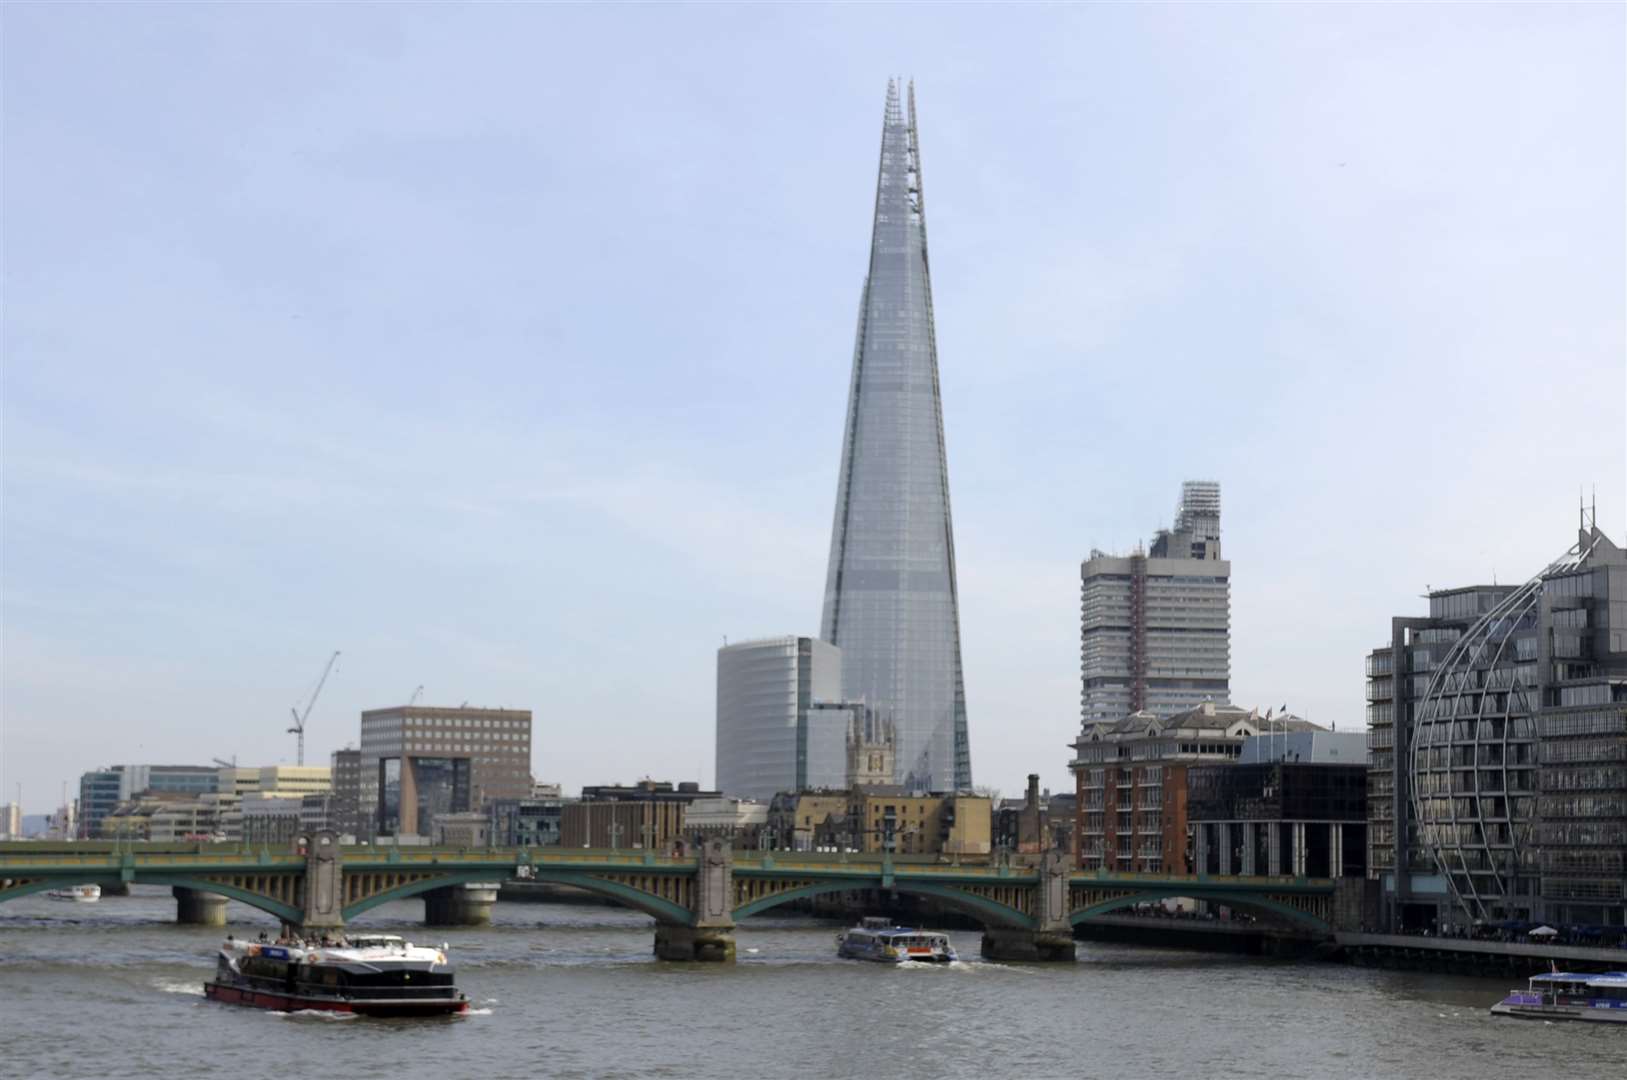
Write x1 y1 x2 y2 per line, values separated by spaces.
837 917 957 964
1490 971 1627 1023
204 933 469 1017
46 884 101 902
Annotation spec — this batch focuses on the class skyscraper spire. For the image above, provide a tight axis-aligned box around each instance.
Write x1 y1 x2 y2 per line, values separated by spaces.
821 82 972 792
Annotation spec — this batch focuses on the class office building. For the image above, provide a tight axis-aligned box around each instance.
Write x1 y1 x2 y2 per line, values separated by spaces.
560 780 719 849
1071 701 1302 872
813 788 991 856
1080 481 1230 726
819 80 973 792
360 704 533 838
1187 732 1368 878
683 797 769 849
489 795 566 847
715 637 843 801
79 764 219 839
2 801 22 839
1365 517 1627 932
329 748 366 838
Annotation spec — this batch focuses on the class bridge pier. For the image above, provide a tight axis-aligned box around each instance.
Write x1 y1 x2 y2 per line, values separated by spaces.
423 884 499 926
173 886 228 927
981 850 1077 962
656 838 736 963
653 924 736 962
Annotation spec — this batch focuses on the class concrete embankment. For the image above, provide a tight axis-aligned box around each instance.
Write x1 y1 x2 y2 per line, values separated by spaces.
1332 932 1627 975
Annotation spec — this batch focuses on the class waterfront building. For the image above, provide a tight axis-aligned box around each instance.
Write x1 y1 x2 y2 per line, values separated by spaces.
815 788 991 856
329 748 366 839
0 801 20 839
819 80 973 793
993 774 1071 856
560 780 719 849
682 797 770 849
1187 731 1368 879
102 791 236 841
1365 517 1627 932
715 637 844 801
432 811 491 847
766 790 851 851
488 795 566 847
1070 701 1297 872
359 704 533 838
79 764 219 839
1080 481 1230 726
239 793 303 846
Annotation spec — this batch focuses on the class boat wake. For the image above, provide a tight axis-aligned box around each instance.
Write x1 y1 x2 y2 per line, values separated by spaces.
153 978 205 996
273 1009 359 1022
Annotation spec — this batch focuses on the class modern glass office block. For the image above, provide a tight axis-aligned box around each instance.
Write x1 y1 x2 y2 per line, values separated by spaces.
821 81 971 792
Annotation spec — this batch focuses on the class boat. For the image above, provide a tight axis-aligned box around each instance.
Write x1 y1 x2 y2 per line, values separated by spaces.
204 933 469 1016
836 917 957 964
1490 970 1627 1023
46 884 101 902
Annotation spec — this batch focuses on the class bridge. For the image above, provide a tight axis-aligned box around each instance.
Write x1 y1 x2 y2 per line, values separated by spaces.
1 835 1349 961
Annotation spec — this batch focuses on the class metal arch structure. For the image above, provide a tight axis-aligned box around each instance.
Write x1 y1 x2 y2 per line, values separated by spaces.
1067 888 1332 934
1407 531 1604 923
730 873 1036 929
340 868 694 926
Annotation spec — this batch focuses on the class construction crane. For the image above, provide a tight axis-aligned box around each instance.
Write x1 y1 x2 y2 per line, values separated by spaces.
211 756 237 769
408 685 424 707
287 650 341 766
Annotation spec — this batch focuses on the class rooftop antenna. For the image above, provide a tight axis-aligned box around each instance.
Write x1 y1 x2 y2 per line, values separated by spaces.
288 650 341 766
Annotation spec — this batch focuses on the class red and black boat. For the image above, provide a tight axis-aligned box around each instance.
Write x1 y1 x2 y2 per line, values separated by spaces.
204 933 469 1017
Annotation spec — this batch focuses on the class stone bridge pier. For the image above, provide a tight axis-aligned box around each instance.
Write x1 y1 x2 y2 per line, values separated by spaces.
981 851 1077 962
654 839 735 962
423 884 499 926
174 886 228 927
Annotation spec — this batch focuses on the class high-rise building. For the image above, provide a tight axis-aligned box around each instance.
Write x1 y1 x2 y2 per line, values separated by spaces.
360 705 533 838
1080 481 1230 726
1 802 21 839
1365 516 1627 932
715 637 843 801
820 80 972 792
329 748 365 838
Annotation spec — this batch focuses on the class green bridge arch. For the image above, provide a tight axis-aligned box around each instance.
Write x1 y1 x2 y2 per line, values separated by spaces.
732 877 1035 929
342 868 694 926
0 873 305 925
1068 889 1331 934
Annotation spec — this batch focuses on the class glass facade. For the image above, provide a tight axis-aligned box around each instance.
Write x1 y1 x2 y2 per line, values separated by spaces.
821 81 971 792
1368 524 1627 931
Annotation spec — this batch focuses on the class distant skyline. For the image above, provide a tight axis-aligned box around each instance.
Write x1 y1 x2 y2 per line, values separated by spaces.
3 4 1623 813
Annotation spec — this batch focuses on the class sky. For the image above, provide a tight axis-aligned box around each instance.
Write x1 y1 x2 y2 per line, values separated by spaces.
3 3 1623 814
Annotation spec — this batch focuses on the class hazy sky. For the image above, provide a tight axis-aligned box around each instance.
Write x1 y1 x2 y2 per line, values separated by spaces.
3 3 1623 813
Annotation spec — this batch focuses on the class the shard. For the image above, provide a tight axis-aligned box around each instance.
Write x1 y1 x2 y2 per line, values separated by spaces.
820 80 972 792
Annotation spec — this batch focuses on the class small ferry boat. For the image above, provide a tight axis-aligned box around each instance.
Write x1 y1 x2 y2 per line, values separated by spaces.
46 884 100 902
837 917 957 964
204 933 469 1017
1491 971 1627 1024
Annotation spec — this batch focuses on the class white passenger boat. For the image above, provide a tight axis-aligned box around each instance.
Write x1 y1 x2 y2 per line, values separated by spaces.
46 884 101 902
205 932 469 1016
1490 971 1627 1023
837 917 957 964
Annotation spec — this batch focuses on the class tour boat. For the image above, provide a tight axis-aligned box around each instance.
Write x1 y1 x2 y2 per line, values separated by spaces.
204 933 469 1017
1490 971 1627 1023
837 917 958 964
46 884 100 902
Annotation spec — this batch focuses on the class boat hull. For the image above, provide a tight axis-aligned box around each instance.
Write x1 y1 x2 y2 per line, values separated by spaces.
1490 1002 1627 1024
204 980 469 1018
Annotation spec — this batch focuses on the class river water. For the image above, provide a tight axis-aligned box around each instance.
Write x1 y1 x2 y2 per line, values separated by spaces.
1 887 1619 1079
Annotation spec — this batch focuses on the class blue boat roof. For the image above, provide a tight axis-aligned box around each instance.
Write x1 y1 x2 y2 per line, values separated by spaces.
1532 971 1627 985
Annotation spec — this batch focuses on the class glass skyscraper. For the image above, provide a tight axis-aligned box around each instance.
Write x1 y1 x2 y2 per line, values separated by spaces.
820 81 972 792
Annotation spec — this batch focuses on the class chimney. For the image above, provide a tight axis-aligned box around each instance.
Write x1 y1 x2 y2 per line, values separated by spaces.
1026 774 1040 809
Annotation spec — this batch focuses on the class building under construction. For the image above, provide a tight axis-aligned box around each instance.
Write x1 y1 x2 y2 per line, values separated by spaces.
1079 480 1230 726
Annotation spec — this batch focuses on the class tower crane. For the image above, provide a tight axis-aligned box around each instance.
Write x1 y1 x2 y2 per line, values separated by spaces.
288 650 341 766
408 685 424 707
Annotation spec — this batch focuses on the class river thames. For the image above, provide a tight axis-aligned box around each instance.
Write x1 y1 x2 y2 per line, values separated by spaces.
1 888 1619 1079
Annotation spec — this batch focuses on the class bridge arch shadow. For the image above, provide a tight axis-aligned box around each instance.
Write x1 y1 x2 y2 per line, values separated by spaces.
733 878 1035 930
341 869 693 926
1069 890 1330 934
